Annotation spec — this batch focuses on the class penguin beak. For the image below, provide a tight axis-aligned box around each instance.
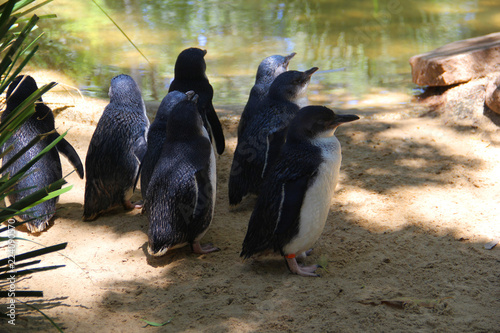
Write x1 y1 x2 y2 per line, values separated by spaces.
334 114 360 124
284 52 296 66
304 67 319 78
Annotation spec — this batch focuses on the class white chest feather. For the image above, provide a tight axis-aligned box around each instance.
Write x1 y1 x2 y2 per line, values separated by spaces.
283 136 342 255
201 125 217 201
193 127 217 242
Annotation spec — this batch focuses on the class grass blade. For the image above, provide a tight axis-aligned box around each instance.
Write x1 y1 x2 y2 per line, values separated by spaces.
0 130 54 175
141 318 173 327
0 13 39 76
0 178 69 222
0 265 65 279
91 0 150 65
0 130 65 195
0 242 67 267
15 0 54 17
0 81 57 135
0 291 43 297
0 259 41 272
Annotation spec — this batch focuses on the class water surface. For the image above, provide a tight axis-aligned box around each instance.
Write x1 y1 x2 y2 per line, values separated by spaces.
33 0 500 108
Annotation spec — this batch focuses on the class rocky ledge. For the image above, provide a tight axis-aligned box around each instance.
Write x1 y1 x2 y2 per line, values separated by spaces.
410 32 500 132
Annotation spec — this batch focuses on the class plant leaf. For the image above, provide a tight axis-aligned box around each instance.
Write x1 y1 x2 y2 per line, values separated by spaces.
20 301 65 333
141 318 173 327
0 242 67 267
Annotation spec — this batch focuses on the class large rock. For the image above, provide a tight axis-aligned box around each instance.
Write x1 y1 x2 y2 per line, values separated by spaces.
485 75 500 115
410 32 500 86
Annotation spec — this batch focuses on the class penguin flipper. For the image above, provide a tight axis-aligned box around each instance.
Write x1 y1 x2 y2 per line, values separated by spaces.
228 141 251 205
192 168 213 227
53 135 84 179
206 104 225 155
275 174 311 235
262 128 287 178
240 182 282 258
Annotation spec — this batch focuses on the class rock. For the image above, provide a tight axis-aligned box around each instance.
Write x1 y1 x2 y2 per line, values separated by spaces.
410 32 500 86
417 74 500 132
485 75 500 115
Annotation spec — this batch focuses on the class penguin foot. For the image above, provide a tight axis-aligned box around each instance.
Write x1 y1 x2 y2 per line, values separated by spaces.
124 200 143 210
285 256 320 277
297 248 314 260
82 213 99 222
192 242 220 254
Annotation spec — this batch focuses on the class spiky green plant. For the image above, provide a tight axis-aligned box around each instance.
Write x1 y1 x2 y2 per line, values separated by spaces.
0 0 68 330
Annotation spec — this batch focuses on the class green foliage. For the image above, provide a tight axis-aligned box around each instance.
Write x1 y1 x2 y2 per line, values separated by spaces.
0 0 69 330
141 318 174 327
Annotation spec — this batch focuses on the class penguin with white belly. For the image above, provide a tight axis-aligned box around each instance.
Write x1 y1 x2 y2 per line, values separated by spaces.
144 92 218 256
240 105 359 277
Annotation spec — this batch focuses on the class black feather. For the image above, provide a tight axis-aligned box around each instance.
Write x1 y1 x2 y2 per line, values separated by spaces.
168 47 225 154
229 68 317 205
83 74 149 221
1 75 83 232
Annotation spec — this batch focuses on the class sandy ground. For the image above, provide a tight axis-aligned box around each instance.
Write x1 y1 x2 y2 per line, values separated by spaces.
2 71 500 332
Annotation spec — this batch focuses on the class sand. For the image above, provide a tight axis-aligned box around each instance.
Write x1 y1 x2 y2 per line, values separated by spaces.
3 72 500 332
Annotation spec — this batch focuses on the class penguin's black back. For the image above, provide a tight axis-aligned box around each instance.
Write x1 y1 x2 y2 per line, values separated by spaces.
140 91 189 195
168 47 225 155
238 53 295 136
2 76 63 231
145 98 214 254
229 70 314 205
84 74 148 219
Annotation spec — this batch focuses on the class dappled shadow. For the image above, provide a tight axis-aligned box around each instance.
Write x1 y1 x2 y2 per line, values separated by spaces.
143 242 196 268
339 120 483 194
79 109 498 329
55 190 148 236
89 213 499 332
9 97 500 332
483 104 500 129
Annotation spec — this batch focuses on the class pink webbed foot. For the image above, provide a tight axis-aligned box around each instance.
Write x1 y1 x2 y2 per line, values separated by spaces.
192 242 220 254
285 254 320 277
124 200 143 210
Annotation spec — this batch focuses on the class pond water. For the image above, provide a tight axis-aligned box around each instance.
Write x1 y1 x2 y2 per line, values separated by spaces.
33 0 500 108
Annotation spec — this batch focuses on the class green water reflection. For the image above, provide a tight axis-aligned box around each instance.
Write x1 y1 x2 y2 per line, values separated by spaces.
33 0 500 107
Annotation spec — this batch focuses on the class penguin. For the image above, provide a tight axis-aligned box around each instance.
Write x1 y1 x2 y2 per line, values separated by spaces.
83 74 149 221
240 105 359 277
238 52 296 136
1 75 84 232
228 67 318 206
168 47 225 155
139 90 195 197
144 92 218 256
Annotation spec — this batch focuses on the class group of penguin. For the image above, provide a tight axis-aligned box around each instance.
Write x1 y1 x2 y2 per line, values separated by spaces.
1 47 359 277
